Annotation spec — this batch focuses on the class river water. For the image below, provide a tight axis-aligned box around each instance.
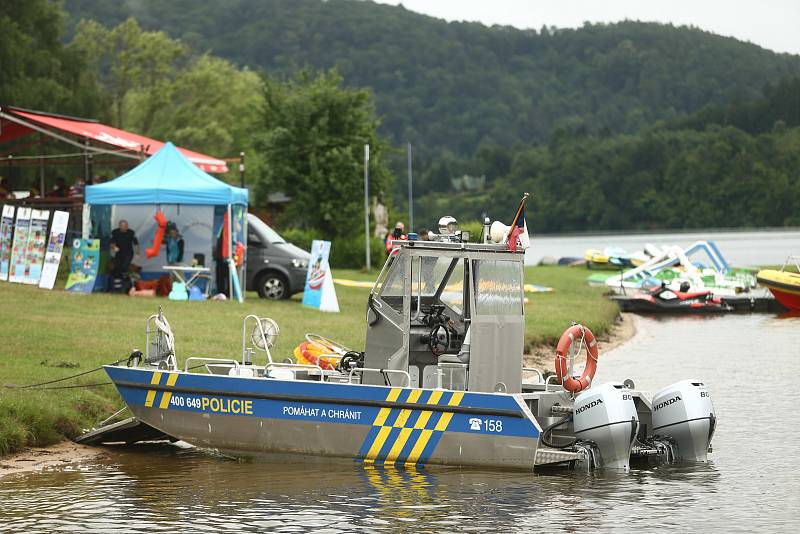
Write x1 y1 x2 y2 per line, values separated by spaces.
1 314 799 532
525 228 800 266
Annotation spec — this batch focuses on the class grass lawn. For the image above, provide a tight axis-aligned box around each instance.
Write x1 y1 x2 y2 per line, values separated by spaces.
0 265 616 456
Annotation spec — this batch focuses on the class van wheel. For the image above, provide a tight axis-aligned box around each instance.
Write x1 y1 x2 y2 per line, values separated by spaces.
257 271 289 300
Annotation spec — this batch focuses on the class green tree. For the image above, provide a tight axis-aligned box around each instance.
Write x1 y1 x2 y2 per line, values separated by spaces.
69 20 261 163
126 54 264 161
0 0 100 116
70 17 186 129
254 70 392 239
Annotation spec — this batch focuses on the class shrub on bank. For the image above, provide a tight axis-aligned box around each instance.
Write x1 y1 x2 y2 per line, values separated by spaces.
329 235 386 269
280 228 386 269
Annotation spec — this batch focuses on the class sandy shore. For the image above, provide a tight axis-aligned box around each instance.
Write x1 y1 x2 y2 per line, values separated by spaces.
0 441 106 479
524 312 638 371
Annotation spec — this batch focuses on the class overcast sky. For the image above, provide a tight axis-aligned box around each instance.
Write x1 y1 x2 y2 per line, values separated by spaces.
373 0 800 55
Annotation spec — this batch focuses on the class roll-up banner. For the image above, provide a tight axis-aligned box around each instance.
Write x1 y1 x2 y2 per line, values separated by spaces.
8 207 31 283
39 210 70 290
302 240 339 313
0 205 15 281
21 209 50 285
65 239 101 293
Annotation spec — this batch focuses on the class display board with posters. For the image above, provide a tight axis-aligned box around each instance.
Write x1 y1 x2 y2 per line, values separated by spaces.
0 205 15 281
65 239 100 293
8 207 31 283
39 210 70 290
302 240 340 313
21 209 50 285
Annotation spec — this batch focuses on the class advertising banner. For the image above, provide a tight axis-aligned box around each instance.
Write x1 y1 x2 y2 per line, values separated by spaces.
8 207 31 283
302 240 339 313
39 210 70 290
21 209 50 285
0 205 14 281
65 239 100 293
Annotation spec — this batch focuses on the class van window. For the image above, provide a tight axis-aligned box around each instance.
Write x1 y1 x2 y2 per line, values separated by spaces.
248 231 262 246
248 216 285 244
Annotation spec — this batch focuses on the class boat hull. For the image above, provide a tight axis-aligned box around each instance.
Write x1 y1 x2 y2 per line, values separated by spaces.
612 296 731 314
105 366 542 470
757 270 800 311
765 287 800 311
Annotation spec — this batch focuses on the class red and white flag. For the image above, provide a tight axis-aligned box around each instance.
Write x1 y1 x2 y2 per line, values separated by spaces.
507 193 530 252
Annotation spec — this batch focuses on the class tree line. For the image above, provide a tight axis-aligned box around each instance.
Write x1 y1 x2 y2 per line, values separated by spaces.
3 0 799 243
417 77 800 231
63 0 800 156
1 1 391 253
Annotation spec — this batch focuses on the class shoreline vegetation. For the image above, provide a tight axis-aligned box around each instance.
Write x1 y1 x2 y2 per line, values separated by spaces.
0 265 623 461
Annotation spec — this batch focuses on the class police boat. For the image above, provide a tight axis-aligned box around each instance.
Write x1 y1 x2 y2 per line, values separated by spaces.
102 216 716 471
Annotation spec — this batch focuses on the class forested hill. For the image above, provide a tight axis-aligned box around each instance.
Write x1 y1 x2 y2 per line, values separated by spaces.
63 0 800 156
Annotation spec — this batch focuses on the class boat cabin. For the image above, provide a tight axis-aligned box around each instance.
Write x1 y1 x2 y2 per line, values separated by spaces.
362 239 525 393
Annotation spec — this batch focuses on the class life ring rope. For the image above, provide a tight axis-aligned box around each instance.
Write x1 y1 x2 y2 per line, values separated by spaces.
554 323 599 394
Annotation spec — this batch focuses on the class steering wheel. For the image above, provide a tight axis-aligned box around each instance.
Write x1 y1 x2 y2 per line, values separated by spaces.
428 324 451 356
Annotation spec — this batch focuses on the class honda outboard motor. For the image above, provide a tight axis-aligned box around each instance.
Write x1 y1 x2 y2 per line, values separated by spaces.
573 383 639 471
651 379 716 462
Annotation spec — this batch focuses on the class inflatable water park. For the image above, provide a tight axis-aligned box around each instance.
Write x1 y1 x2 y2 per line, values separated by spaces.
579 241 785 313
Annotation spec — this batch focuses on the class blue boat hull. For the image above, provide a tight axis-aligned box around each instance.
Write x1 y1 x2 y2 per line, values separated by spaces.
105 366 543 469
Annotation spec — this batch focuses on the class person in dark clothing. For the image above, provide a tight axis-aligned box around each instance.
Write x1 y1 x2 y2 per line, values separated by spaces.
214 229 229 296
110 220 140 277
47 177 68 198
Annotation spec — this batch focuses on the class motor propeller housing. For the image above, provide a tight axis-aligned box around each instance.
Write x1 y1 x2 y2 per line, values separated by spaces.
651 379 716 462
573 382 639 471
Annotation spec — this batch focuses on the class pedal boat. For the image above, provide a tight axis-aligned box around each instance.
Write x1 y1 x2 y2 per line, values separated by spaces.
103 218 717 472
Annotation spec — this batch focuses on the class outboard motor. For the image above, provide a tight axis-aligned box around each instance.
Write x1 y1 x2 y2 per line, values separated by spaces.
573 382 639 471
651 379 716 462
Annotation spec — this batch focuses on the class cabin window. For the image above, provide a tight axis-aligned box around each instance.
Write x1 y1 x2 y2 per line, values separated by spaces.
472 259 523 316
439 259 464 314
380 256 407 298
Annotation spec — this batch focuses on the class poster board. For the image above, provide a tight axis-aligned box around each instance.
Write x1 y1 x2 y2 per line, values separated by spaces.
8 207 31 283
21 209 50 285
39 210 70 290
302 240 339 313
65 239 100 293
0 205 14 281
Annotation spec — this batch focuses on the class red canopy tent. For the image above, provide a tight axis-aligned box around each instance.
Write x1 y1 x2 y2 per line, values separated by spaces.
0 106 228 173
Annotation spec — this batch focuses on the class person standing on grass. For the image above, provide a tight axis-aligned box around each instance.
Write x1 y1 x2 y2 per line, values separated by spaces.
385 221 407 254
110 220 140 278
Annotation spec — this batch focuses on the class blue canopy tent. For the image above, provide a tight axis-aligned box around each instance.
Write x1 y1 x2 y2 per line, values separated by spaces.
85 142 248 300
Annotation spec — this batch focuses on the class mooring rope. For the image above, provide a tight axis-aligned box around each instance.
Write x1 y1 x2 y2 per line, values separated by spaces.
2 355 132 390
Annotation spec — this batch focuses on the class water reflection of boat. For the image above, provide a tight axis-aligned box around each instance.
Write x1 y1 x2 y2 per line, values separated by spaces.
757 256 800 311
98 212 717 472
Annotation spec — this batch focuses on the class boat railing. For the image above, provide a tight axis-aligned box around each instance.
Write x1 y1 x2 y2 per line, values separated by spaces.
522 367 544 383
348 367 412 387
545 374 563 391
266 362 326 380
185 357 240 374
780 255 800 273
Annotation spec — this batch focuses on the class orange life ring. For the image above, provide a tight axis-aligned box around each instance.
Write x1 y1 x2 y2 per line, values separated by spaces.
554 324 599 393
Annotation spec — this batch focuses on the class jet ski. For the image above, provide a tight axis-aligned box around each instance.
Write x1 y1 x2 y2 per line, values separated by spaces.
612 282 732 313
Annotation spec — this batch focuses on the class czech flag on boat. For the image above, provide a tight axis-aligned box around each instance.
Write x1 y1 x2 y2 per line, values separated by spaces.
507 194 530 252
